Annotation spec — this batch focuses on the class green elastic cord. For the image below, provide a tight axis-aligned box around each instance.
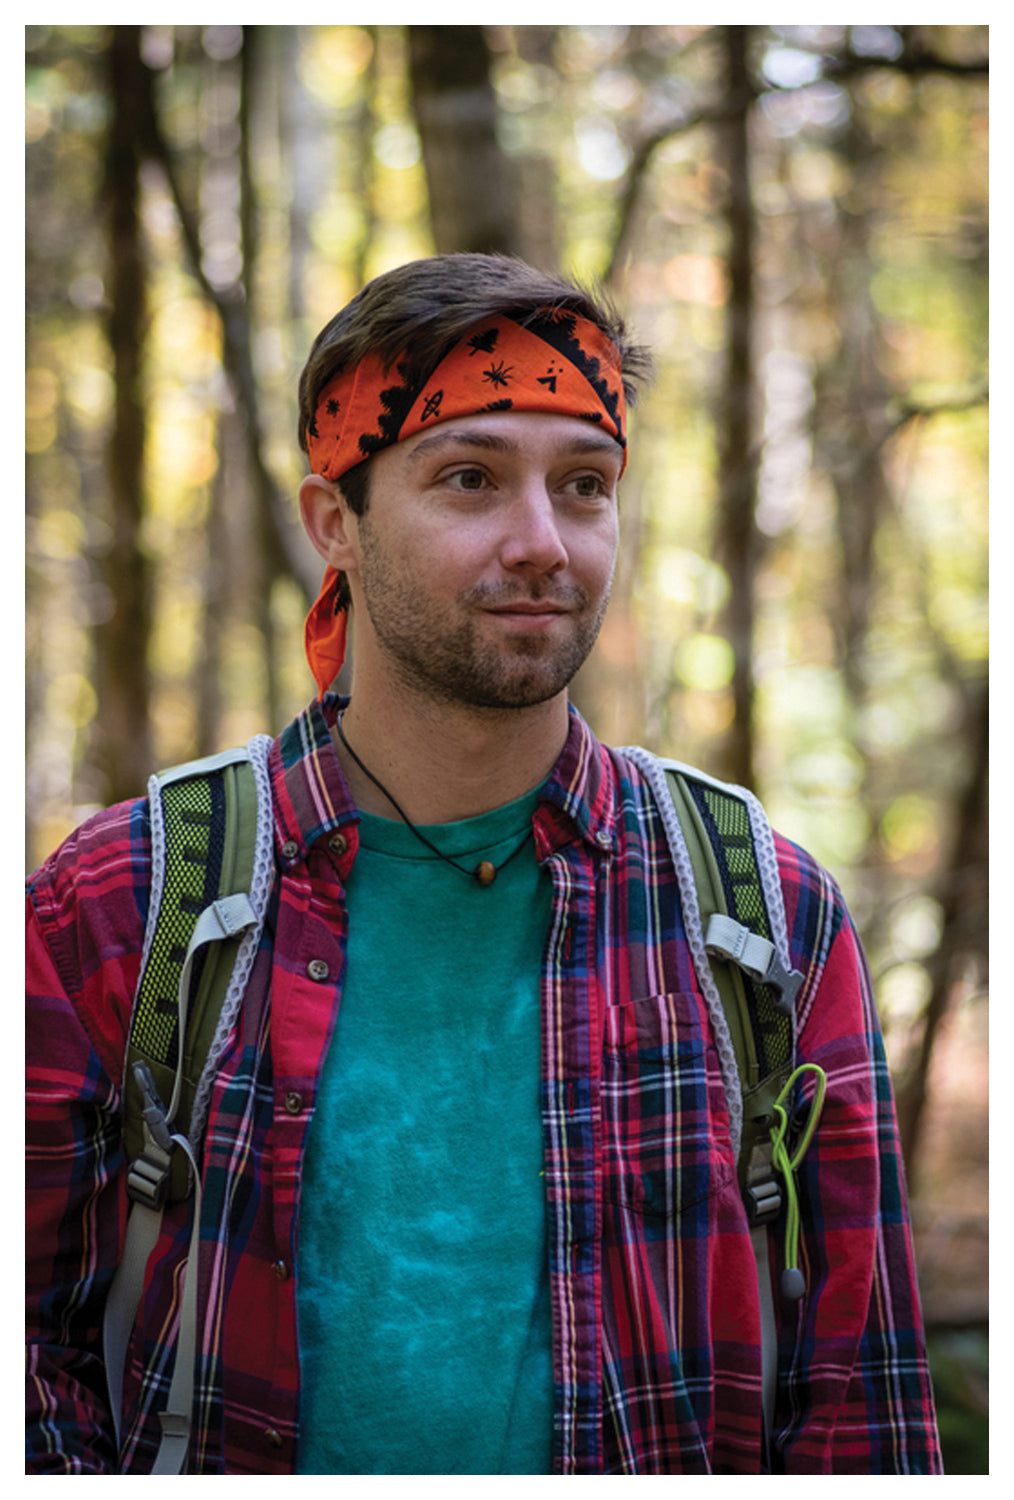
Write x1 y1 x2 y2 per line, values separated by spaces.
769 1064 827 1300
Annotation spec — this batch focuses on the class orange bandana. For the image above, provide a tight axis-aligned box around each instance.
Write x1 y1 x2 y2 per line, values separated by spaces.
303 308 627 696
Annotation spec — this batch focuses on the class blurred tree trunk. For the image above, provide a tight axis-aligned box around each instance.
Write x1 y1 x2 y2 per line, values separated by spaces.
815 111 892 706
895 679 988 1188
137 27 316 744
407 25 521 255
93 25 153 803
239 26 283 735
714 25 759 789
504 26 561 268
136 34 314 593
351 30 381 291
196 425 230 755
278 28 317 332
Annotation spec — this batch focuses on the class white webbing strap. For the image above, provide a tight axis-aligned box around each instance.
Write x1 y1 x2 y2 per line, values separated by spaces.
753 1224 779 1456
105 900 255 1471
705 913 776 982
150 1136 203 1474
102 1132 203 1472
103 1198 164 1452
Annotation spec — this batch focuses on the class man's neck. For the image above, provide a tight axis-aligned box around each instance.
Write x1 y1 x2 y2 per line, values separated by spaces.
332 689 570 825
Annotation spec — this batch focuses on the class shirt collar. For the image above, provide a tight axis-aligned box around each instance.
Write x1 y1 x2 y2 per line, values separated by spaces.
269 694 359 869
535 703 619 857
267 695 619 868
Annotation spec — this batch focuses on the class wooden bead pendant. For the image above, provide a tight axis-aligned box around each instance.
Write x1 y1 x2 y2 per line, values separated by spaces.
335 716 531 891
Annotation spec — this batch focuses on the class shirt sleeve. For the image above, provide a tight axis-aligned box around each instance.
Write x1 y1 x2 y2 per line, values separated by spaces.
25 806 146 1474
771 837 943 1473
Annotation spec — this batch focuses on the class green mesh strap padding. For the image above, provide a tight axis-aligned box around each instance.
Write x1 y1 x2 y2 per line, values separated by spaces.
131 775 225 1067
687 779 794 1083
664 767 794 1191
123 758 258 1202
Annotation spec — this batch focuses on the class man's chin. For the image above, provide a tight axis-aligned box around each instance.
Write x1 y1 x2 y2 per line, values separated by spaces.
418 651 576 713
450 677 570 713
470 635 604 711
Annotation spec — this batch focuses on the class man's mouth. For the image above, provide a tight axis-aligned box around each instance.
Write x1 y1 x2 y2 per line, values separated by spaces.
485 601 569 615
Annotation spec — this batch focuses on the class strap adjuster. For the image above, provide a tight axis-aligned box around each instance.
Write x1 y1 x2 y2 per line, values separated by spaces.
126 1061 175 1210
126 1147 172 1211
705 914 804 1015
745 1176 782 1227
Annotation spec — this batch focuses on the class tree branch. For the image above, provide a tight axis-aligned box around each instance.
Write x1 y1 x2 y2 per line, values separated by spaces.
605 89 756 285
880 387 989 449
603 28 986 286
133 50 317 597
821 43 988 83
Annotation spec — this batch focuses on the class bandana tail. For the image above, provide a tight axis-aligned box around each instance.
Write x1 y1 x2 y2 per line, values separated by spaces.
304 566 348 699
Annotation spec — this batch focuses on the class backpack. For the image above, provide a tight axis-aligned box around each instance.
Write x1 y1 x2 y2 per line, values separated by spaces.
102 740 275 1474
104 739 823 1472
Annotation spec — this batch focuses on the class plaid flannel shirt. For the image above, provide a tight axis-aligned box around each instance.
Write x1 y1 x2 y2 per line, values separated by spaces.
26 697 942 1474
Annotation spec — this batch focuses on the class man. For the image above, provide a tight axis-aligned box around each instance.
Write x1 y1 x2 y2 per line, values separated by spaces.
26 253 942 1474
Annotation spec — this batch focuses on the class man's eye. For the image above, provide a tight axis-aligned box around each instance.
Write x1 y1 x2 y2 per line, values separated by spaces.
566 474 608 498
446 467 488 491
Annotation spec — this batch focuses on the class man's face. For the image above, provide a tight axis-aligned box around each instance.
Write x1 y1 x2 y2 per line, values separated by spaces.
344 410 623 712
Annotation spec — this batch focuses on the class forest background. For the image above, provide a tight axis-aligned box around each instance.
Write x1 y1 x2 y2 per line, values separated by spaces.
25 23 989 1471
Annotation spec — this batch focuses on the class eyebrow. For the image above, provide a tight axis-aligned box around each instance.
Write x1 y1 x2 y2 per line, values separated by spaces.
407 428 624 462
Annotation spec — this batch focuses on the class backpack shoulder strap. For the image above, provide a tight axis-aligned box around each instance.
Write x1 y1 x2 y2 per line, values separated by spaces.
104 736 274 1473
621 747 802 1171
620 746 806 1451
658 758 801 1210
123 744 266 1204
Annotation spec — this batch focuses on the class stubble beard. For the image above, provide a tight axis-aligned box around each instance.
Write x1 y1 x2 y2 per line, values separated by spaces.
356 533 613 712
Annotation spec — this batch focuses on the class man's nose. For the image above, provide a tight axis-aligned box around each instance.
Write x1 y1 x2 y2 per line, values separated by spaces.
499 484 568 574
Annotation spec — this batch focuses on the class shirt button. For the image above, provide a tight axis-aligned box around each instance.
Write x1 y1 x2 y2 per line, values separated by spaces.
281 840 299 860
307 958 330 982
595 830 611 848
283 1091 303 1115
272 1259 291 1281
329 831 349 856
264 1427 283 1449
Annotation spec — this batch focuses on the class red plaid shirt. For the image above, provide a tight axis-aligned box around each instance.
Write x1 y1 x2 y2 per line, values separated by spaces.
26 698 942 1473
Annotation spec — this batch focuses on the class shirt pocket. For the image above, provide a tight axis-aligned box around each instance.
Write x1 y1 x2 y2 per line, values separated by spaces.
601 991 737 1221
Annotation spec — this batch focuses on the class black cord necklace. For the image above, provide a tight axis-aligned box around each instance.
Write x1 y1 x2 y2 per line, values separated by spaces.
334 716 532 887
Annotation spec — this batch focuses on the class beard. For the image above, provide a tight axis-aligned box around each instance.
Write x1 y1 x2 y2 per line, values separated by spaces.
355 521 613 711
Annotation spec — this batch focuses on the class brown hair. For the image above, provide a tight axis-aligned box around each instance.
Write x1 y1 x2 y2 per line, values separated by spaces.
297 253 654 481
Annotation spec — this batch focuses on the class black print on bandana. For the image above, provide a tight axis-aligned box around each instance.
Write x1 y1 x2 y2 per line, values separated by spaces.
326 398 341 417
504 309 626 446
538 362 561 394
482 360 513 390
468 328 500 356
360 361 424 457
421 390 444 422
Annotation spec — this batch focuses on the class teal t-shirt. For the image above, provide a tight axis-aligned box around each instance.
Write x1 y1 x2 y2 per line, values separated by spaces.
296 790 555 1474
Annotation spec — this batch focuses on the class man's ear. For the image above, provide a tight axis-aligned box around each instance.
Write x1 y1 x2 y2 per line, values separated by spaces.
299 473 358 570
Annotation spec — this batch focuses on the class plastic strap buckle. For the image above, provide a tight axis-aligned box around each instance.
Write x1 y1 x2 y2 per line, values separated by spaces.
126 1061 175 1210
745 1176 783 1227
705 913 804 1015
